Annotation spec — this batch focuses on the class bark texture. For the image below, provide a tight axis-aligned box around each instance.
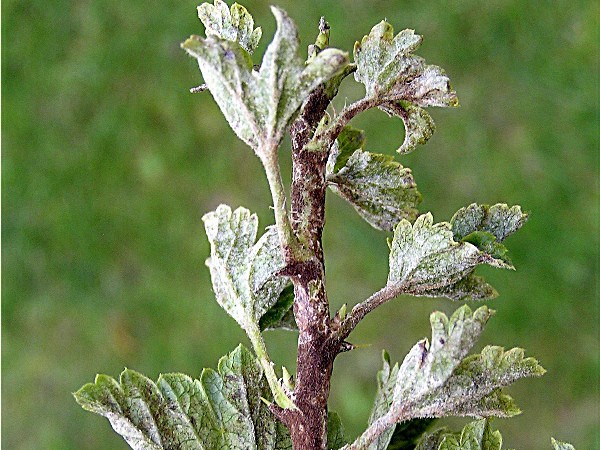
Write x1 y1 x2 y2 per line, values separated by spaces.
273 87 342 450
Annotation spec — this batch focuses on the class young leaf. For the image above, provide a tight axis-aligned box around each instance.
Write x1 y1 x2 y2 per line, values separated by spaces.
203 205 288 329
391 305 544 420
415 419 502 450
450 203 528 243
353 22 458 153
259 284 297 331
367 350 400 449
74 345 292 450
203 204 294 408
366 351 434 450
197 0 262 54
327 130 421 231
387 210 524 299
183 6 348 155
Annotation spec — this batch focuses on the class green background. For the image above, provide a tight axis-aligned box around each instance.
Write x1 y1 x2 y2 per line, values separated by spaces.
2 0 598 448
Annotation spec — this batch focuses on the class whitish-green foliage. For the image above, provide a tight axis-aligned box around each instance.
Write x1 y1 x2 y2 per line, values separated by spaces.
353 22 458 154
326 126 421 231
75 2 576 449
182 5 348 156
74 345 292 450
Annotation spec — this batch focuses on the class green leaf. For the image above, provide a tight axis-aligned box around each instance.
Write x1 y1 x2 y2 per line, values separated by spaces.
353 21 457 153
461 231 513 269
390 305 544 420
329 125 366 173
197 0 262 54
387 210 523 299
415 419 502 450
202 204 294 408
380 101 435 155
327 128 421 231
386 419 435 450
387 213 485 296
551 438 576 450
259 284 297 331
74 345 292 450
203 205 288 329
451 203 528 243
328 411 349 449
183 7 348 154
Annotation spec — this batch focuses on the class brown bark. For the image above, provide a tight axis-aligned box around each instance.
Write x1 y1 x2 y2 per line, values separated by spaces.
273 86 342 450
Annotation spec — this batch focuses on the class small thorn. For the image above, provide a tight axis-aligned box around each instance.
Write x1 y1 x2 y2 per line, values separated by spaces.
340 341 355 352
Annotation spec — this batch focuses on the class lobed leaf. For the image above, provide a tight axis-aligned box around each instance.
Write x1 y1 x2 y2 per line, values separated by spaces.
326 125 421 231
387 208 526 300
387 213 485 298
391 305 544 420
327 141 421 231
451 204 528 243
197 0 262 54
366 352 434 450
74 345 291 450
203 204 289 330
183 6 348 154
551 438 576 450
353 21 457 153
202 204 295 408
415 419 502 450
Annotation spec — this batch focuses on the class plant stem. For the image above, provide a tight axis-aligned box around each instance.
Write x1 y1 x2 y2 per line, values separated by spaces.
338 283 406 340
247 321 296 410
260 146 300 259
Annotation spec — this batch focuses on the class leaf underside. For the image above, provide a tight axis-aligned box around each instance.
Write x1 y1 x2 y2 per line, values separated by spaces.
354 22 458 154
327 125 422 231
183 6 348 153
362 305 545 448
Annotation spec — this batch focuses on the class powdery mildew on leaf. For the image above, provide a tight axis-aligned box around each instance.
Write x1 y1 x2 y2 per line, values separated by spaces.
366 351 400 449
391 305 545 420
551 438 576 450
415 419 502 450
183 7 348 154
197 0 262 54
387 209 525 300
451 203 528 243
353 21 457 153
73 345 292 450
202 204 296 409
327 141 421 231
387 213 484 296
203 205 288 329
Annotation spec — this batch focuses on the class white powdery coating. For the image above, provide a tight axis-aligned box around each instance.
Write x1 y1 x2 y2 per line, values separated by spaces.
328 148 420 231
387 213 482 293
202 204 288 328
197 0 262 54
183 7 348 153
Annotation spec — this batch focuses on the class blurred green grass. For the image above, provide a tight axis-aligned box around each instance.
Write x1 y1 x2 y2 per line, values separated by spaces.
2 0 598 448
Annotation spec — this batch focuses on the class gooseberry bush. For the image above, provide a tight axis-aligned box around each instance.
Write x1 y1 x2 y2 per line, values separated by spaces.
74 2 577 449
